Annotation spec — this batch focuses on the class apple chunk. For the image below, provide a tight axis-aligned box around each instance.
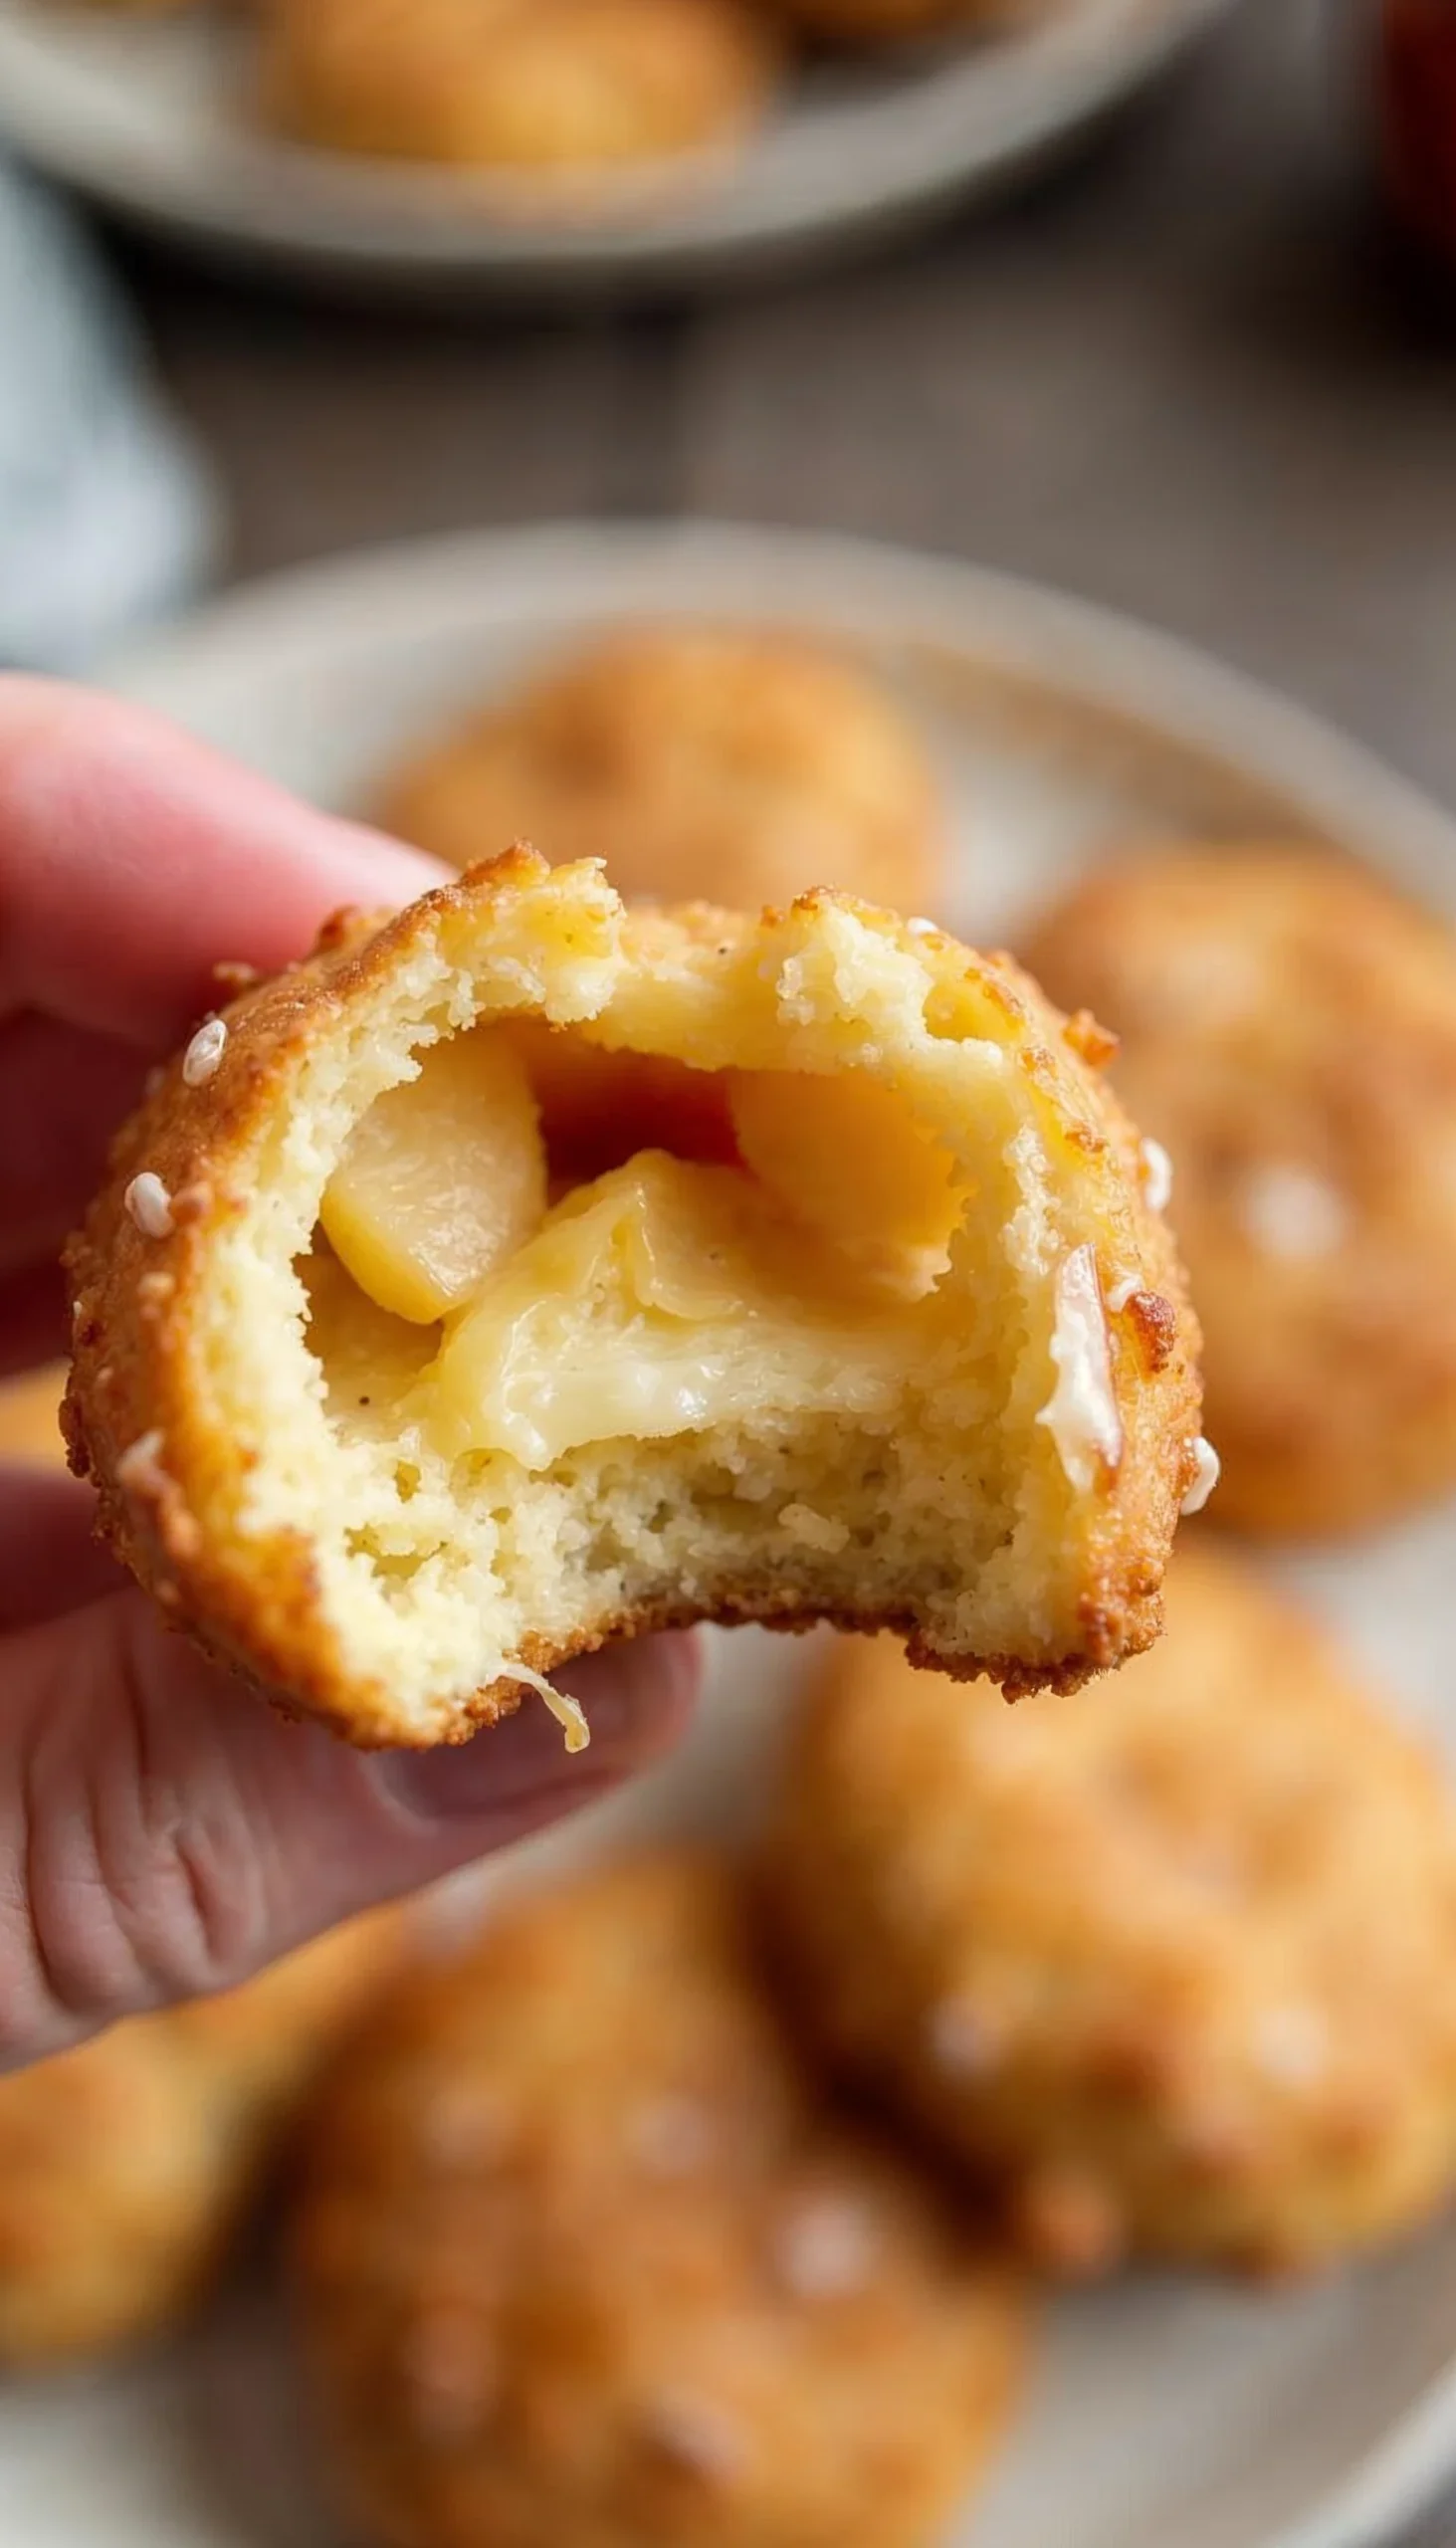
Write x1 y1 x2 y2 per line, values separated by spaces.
322 1028 545 1324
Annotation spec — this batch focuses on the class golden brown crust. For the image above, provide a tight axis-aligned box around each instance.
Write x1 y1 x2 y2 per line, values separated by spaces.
766 1550 1456 2276
0 1914 400 2369
1024 841 1456 1537
262 0 778 174
292 1853 1030 2548
64 917 394 1737
378 627 945 920
64 852 1200 1747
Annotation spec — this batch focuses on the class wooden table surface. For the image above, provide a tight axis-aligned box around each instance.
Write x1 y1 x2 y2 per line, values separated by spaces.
110 0 1456 820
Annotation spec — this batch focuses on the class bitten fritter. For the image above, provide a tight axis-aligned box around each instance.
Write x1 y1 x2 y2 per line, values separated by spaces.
378 629 944 919
0 1917 398 2369
293 1853 1029 2548
766 1547 1456 2276
1024 842 1456 1537
63 851 1203 1753
261 0 777 174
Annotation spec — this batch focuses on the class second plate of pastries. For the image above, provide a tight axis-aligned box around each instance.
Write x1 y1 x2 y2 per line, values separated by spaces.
0 0 1238 294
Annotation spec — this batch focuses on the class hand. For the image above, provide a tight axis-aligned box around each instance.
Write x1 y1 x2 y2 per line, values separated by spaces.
0 678 700 2071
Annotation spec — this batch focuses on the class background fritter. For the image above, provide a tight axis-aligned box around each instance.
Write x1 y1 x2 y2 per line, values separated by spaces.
262 0 778 173
0 1914 398 2369
293 1851 1029 2548
1024 842 1456 1536
378 628 944 919
766 1547 1456 2275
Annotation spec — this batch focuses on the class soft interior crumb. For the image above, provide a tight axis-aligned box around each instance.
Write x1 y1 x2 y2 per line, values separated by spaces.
778 1501 850 1554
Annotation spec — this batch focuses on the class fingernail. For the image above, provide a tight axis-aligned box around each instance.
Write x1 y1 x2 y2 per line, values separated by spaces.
377 1633 702 1824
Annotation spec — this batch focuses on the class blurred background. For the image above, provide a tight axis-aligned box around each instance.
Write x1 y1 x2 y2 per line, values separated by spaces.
0 0 1450 792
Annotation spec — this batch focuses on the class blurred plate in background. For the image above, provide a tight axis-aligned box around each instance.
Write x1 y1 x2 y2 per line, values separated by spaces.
0 518 1438 2548
0 0 1233 298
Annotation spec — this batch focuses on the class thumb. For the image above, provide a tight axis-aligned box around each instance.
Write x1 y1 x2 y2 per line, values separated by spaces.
0 1589 700 2070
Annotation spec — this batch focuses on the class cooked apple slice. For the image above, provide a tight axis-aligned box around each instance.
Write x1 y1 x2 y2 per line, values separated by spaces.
429 1152 915 1472
321 1027 544 1324
729 1067 962 1295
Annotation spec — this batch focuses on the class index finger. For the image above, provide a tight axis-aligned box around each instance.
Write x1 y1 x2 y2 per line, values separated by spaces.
0 678 450 1045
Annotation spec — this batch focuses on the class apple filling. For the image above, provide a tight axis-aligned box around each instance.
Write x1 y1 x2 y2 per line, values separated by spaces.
321 1028 544 1323
310 1021 964 1475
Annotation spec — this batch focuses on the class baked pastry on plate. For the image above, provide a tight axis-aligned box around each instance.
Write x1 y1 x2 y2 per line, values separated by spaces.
0 1914 397 2370
766 1545 1456 2275
1025 842 1456 1537
377 627 944 919
292 1851 1030 2548
261 0 778 176
64 853 1204 1749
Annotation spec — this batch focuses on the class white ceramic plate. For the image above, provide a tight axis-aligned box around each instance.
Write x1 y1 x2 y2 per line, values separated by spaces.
8 520 1456 2548
0 0 1233 298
